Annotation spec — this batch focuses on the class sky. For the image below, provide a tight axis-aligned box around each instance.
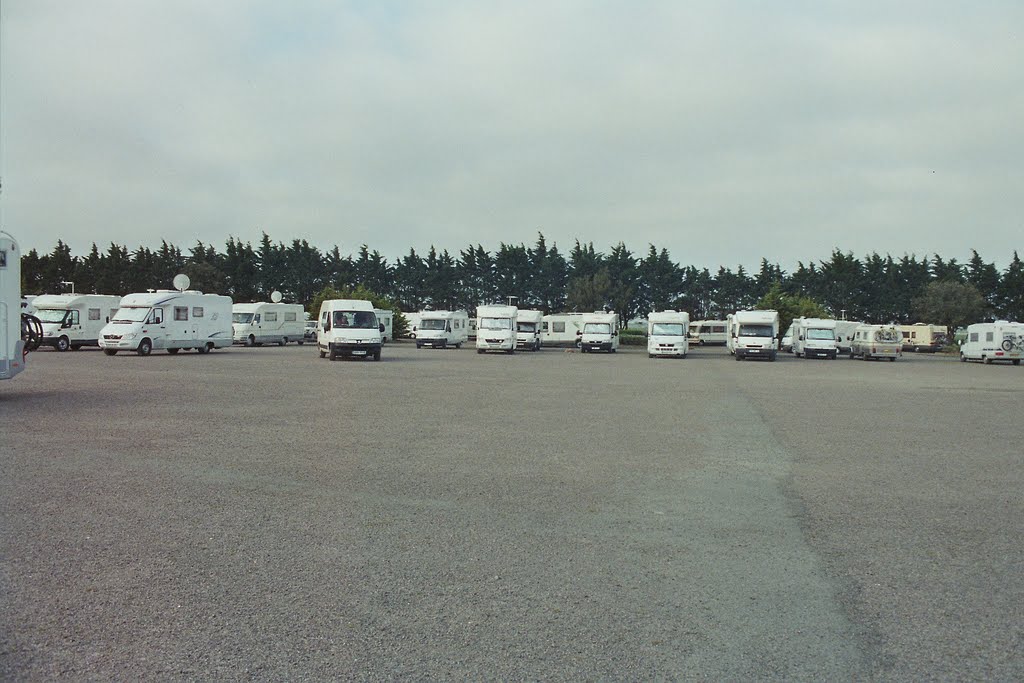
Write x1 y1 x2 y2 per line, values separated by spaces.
1 1 1022 272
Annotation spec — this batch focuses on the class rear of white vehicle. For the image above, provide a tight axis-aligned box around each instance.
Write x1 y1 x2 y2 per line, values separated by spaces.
475 305 518 354
959 321 1024 365
792 317 837 359
516 310 543 351
849 325 902 361
732 310 779 361
579 312 619 354
317 299 383 361
647 310 689 358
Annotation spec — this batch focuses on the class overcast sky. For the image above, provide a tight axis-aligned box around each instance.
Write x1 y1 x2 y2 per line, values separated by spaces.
1 1 1021 272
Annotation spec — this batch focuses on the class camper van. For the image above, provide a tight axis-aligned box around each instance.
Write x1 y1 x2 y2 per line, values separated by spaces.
415 310 469 349
317 299 383 361
731 310 780 361
849 324 902 361
579 311 620 354
475 305 518 354
516 309 544 351
232 302 305 346
541 313 586 347
374 309 394 343
647 310 689 358
959 321 1024 365
899 323 947 352
32 294 121 352
2 231 28 380
791 317 838 359
688 320 729 346
99 290 232 356
833 320 862 354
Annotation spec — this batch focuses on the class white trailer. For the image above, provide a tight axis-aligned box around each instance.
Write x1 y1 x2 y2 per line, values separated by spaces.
476 305 518 354
791 317 838 359
415 310 469 349
516 309 544 351
899 323 947 352
32 294 121 352
2 231 29 380
833 320 862 354
374 309 394 343
959 321 1024 365
579 311 620 354
849 324 902 361
541 313 586 347
232 302 306 346
647 310 689 358
99 291 233 356
688 320 729 346
317 299 384 361
731 310 779 361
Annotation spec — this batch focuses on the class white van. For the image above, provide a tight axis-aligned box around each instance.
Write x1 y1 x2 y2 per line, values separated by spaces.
516 309 544 351
99 291 233 356
833 320 862 354
688 320 729 346
579 312 620 354
475 305 518 354
317 299 384 361
647 310 689 358
959 321 1024 365
899 323 947 353
374 309 394 343
2 231 28 380
849 324 902 361
32 294 121 352
416 310 469 349
232 302 305 346
731 310 779 361
542 313 586 347
791 317 838 360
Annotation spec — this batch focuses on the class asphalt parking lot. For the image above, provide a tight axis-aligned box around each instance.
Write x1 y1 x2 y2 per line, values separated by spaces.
1 342 1021 680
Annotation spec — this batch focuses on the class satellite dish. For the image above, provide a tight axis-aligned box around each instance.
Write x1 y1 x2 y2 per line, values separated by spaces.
172 274 190 292
270 290 283 303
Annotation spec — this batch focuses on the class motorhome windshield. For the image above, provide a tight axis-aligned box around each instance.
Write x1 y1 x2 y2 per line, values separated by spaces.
419 319 448 331
112 307 150 323
332 310 377 329
480 317 511 330
739 324 774 337
34 309 69 323
232 312 254 324
584 322 611 334
518 322 538 332
806 328 835 340
652 323 684 336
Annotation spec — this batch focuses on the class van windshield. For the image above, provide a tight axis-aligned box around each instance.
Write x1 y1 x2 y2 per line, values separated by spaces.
739 324 774 337
584 323 611 334
806 328 835 340
35 309 69 323
112 307 149 323
518 322 537 332
652 323 684 336
480 317 511 330
332 310 377 329
419 319 447 331
232 312 254 324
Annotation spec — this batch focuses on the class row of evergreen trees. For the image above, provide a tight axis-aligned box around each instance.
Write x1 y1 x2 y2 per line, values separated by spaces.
19 233 1024 323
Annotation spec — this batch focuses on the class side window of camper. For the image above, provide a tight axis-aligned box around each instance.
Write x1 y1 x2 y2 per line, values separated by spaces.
986 332 994 342
88 308 101 321
174 306 188 321
713 325 725 333
285 312 297 322
265 312 278 322
969 332 979 342
193 307 204 318
553 322 566 333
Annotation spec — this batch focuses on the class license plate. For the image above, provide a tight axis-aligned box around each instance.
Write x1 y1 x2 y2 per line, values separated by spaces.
352 350 366 356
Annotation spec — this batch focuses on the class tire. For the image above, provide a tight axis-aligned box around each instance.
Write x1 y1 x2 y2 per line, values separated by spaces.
319 350 326 358
849 350 855 359
1013 359 1020 366
246 335 255 347
206 343 215 354
373 350 381 361
477 349 485 354
456 343 462 349
56 336 70 352
889 357 896 362
735 354 741 361
196 344 208 355
136 338 152 356
960 353 966 362
769 352 776 362
329 349 337 361
983 356 991 365
507 349 514 355
103 349 118 356
1001 340 1014 352
280 338 287 346
167 348 180 355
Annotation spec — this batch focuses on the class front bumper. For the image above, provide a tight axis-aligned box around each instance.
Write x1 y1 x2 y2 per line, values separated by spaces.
581 341 613 352
327 342 382 357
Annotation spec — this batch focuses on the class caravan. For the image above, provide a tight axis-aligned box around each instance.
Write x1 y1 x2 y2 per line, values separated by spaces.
374 309 394 343
415 310 470 349
688 320 729 346
647 310 689 358
730 310 780 361
541 313 586 347
99 290 232 356
32 294 121 351
232 302 306 346
959 321 1024 365
791 317 838 359
516 309 544 351
579 311 620 354
849 324 902 361
899 323 947 352
475 305 518 354
317 299 384 361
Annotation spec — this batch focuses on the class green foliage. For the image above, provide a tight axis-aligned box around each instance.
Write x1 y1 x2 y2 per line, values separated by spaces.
912 281 986 340
618 327 647 345
756 283 829 338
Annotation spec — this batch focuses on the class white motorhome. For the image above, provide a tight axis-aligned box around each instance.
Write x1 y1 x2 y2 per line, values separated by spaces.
688 320 729 346
647 310 689 358
2 231 28 380
415 310 469 349
99 290 233 356
959 321 1024 365
232 302 306 346
541 313 586 347
791 317 838 360
516 309 544 351
731 310 780 361
849 324 902 361
781 323 795 353
899 323 947 352
403 312 422 338
32 294 121 352
579 311 620 354
374 309 394 343
475 305 518 354
833 320 862 354
317 299 384 361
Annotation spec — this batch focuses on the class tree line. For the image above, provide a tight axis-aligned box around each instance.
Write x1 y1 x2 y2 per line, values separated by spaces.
19 233 1024 324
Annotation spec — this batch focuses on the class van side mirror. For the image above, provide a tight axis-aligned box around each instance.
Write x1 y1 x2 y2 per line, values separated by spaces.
323 320 331 331
379 323 385 333
798 335 804 341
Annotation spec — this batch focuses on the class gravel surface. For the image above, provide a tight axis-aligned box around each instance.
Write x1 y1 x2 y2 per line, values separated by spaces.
1 342 1021 680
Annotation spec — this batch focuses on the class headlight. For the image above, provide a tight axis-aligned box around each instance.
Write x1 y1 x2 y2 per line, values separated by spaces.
123 333 137 340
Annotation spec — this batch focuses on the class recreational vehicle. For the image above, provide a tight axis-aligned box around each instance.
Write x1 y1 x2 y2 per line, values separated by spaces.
2 231 28 380
899 323 947 352
959 321 1024 365
374 309 394 343
791 317 838 359
579 311 620 354
647 310 689 358
415 310 470 349
99 291 233 356
317 299 383 361
32 294 121 351
849 324 902 361
541 313 586 347
475 305 518 353
232 302 305 346
516 309 544 351
833 320 862 354
403 312 422 338
781 323 795 353
731 310 779 361
688 320 729 346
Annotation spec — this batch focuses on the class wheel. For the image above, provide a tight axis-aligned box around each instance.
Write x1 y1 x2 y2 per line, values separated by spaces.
648 353 654 358
329 349 337 361
297 341 304 346
769 353 776 362
137 338 152 356
1001 340 1014 352
56 336 70 352
416 343 422 349
735 354 741 361
280 338 287 346
581 347 588 354
506 349 514 355
103 349 118 356
246 335 255 347
983 356 991 365
319 350 326 358
699 339 705 346
456 343 462 349
477 349 485 354
849 350 855 359
610 348 616 353
196 344 208 354
960 353 966 362
373 350 381 361
1013 359 1021 366
889 357 896 362
167 348 180 355
205 343 215 353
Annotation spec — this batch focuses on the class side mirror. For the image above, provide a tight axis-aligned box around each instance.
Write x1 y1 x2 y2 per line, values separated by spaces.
798 335 804 341
323 321 331 331
612 331 618 337
379 323 385 333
